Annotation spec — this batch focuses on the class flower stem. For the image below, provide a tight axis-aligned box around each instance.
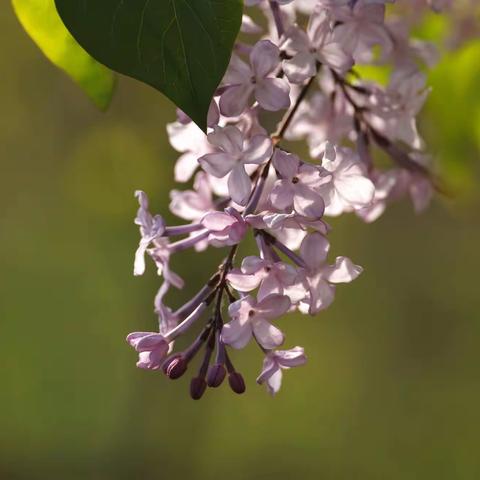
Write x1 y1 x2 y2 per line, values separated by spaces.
269 1 285 39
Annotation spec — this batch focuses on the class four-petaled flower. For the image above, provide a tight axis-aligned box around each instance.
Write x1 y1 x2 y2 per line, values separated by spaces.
318 147 376 216
220 40 290 117
270 149 325 219
257 347 307 395
283 8 354 83
227 256 299 300
222 294 291 349
199 125 273 206
299 232 363 314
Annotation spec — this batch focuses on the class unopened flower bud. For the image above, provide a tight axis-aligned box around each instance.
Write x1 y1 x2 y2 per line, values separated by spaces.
190 377 207 400
228 372 246 394
207 364 227 388
163 355 188 380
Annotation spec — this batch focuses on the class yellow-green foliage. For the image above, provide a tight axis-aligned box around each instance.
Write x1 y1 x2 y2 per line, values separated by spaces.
12 0 115 110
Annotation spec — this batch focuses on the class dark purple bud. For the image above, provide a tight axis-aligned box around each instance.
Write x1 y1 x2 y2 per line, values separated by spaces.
207 364 227 388
228 372 246 394
190 377 207 400
163 355 188 380
161 354 180 375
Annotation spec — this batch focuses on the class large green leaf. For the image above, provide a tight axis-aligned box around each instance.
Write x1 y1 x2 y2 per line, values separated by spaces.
54 0 243 130
12 0 116 110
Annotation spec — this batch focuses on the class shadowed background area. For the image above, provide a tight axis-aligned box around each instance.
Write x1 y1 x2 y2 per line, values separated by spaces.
1 6 480 480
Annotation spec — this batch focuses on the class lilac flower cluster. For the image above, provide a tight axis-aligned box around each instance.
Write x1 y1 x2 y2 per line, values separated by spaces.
127 0 446 398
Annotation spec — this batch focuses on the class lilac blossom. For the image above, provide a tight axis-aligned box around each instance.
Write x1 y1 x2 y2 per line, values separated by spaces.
318 147 376 216
357 165 433 222
282 8 354 83
167 120 214 183
286 91 353 157
169 172 215 222
328 1 392 62
201 207 250 246
219 40 290 117
366 70 430 150
126 332 170 370
257 347 307 395
133 190 165 276
270 149 325 219
222 294 290 349
199 125 273 205
299 233 363 314
227 256 299 300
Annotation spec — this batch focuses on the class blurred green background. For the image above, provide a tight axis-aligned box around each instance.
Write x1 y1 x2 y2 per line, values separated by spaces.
1 6 480 480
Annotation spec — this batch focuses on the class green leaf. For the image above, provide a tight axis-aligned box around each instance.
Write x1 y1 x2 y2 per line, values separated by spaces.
54 0 243 131
424 40 480 195
12 0 116 110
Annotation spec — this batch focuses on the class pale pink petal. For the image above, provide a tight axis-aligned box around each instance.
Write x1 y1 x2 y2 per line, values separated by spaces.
201 211 235 231
307 275 336 314
228 295 256 322
324 257 363 283
167 121 204 154
270 182 295 210
265 369 283 395
256 355 279 385
297 164 322 187
250 40 281 78
207 100 220 128
409 176 433 213
272 150 300 180
283 52 316 84
136 350 165 370
257 294 291 320
241 256 266 274
241 14 262 34
275 263 298 286
300 232 330 270
336 172 376 208
307 6 331 45
318 42 354 74
221 319 252 349
242 135 273 165
219 84 255 117
293 184 325 219
198 152 236 178
127 332 167 352
258 275 282 301
255 78 291 112
228 221 248 243
174 152 201 183
207 125 244 154
228 272 262 292
323 142 337 162
283 25 310 53
253 319 285 349
134 238 150 276
228 164 252 205
321 183 346 216
332 23 358 56
223 54 252 84
276 346 307 368
284 280 308 305
126 332 154 349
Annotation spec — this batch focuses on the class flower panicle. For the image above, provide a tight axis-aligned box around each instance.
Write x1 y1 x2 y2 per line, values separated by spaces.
127 0 462 398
